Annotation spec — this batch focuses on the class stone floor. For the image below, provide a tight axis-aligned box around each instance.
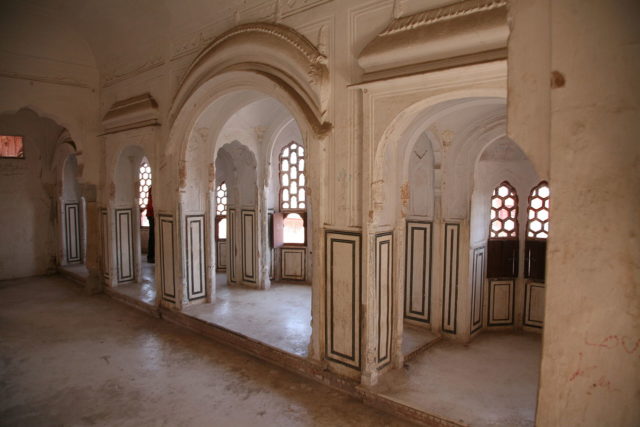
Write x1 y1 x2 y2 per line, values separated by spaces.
184 274 312 357
110 261 157 306
374 332 542 427
401 323 439 358
0 275 414 427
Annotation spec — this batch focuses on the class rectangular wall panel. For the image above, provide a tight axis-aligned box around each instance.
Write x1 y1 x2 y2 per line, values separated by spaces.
186 215 206 301
375 232 393 369
488 279 514 326
325 230 361 370
241 210 256 283
442 223 460 334
524 282 545 328
159 214 176 302
470 246 486 333
216 240 227 271
228 209 236 283
64 202 81 263
100 208 109 278
115 208 134 283
281 247 305 280
404 221 432 324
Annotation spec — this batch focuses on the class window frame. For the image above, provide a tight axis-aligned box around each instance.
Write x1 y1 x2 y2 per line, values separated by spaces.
138 160 152 228
215 181 228 241
0 135 25 159
278 141 307 214
488 180 520 240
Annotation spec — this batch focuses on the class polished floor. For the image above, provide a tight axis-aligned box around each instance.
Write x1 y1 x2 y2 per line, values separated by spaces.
184 274 312 357
0 275 413 426
110 261 157 306
375 332 542 427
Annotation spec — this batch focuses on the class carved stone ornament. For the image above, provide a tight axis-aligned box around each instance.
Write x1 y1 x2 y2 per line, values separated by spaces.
102 93 160 135
358 0 508 81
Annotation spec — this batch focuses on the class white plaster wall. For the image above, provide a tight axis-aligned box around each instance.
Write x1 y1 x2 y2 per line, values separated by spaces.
0 109 64 279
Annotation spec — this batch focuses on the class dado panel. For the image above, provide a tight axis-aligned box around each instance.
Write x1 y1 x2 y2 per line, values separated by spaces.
375 232 393 369
524 282 545 328
281 247 305 281
64 202 81 263
404 221 433 324
488 279 514 326
186 215 206 301
442 223 460 334
159 214 176 302
325 230 361 371
471 246 486 334
241 210 257 284
228 209 237 284
115 208 134 283
100 208 109 279
216 240 227 272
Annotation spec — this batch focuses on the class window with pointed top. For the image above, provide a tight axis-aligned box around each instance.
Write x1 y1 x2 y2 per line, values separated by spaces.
525 182 550 281
215 182 228 240
279 141 307 244
138 161 152 227
487 181 519 278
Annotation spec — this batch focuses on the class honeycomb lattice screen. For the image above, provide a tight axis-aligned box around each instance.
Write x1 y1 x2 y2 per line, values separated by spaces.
527 182 550 239
489 181 519 238
279 141 306 211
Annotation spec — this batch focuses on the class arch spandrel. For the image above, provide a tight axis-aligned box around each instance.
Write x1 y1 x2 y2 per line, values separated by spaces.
170 23 331 137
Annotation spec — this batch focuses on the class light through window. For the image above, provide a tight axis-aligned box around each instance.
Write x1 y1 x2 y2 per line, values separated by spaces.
527 182 550 239
138 161 152 227
279 141 306 211
216 182 227 239
283 213 305 244
0 135 24 158
489 181 518 238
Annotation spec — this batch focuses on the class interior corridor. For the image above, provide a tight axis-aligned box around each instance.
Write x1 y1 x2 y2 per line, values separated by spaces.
0 275 412 426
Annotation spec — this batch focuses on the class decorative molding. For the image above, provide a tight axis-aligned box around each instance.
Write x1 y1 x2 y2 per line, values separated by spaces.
102 93 160 134
380 0 507 36
0 70 91 89
102 56 165 88
325 230 361 371
442 223 460 334
280 0 333 18
357 0 508 80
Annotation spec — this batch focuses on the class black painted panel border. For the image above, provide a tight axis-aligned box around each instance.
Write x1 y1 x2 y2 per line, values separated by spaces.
186 215 206 301
325 230 361 371
376 232 393 369
64 202 81 263
442 223 460 334
524 282 545 328
404 220 432 324
115 208 134 283
241 210 256 283
488 279 515 326
228 209 236 283
470 246 486 334
281 247 305 281
159 214 176 302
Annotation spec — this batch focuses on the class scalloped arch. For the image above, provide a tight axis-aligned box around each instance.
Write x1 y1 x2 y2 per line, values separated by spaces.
170 23 330 136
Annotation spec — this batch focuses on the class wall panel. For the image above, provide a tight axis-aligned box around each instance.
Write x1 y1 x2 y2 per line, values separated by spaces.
186 215 206 300
64 202 81 263
404 221 432 324
216 240 227 272
375 232 393 369
471 246 486 333
281 247 305 281
524 281 545 328
442 223 460 334
100 208 109 279
228 209 237 283
159 214 176 302
241 210 256 283
488 279 514 326
115 208 134 283
325 230 361 370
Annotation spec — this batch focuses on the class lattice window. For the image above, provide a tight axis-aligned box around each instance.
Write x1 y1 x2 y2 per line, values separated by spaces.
527 182 550 239
138 161 152 227
489 181 519 238
215 182 227 239
0 135 24 158
279 141 306 211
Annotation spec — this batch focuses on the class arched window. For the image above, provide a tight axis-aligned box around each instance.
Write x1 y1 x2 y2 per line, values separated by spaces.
525 182 550 281
526 182 550 239
215 182 227 239
489 181 519 239
138 161 152 227
278 141 306 245
487 181 519 278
